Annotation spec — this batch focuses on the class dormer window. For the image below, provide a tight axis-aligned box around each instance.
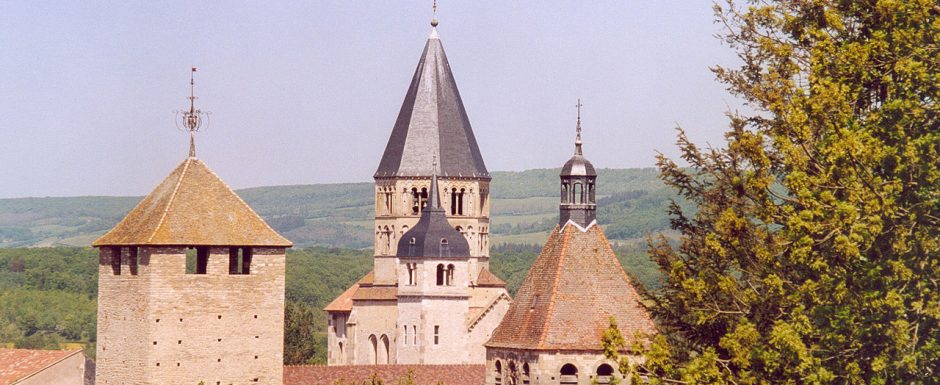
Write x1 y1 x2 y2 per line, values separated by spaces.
410 237 416 245
440 239 448 245
439 238 451 258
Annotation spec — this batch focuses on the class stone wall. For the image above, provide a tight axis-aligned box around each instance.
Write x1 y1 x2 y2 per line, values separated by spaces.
96 246 286 385
485 349 634 385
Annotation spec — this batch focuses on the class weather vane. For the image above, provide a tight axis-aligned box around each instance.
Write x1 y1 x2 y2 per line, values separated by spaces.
575 98 583 155
175 67 210 158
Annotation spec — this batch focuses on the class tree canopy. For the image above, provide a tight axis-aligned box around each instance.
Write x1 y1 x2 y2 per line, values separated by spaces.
636 1 939 384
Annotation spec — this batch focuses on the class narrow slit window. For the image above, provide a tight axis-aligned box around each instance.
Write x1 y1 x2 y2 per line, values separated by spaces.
111 246 122 275
187 247 209 274
128 246 139 275
229 247 252 275
433 325 440 345
436 264 445 286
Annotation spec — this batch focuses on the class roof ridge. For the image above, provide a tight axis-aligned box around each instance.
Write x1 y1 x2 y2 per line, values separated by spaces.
195 158 289 244
538 225 570 349
147 158 191 243
466 291 510 331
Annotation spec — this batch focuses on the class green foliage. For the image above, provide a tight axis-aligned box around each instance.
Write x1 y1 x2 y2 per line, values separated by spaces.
639 1 940 384
284 300 321 364
0 168 679 249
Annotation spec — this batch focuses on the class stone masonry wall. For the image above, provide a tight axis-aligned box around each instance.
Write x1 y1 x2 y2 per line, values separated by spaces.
96 246 286 385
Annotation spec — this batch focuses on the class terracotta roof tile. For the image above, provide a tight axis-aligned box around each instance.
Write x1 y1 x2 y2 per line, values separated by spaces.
93 157 291 247
351 285 399 301
474 267 506 287
324 271 374 312
0 348 82 385
486 225 655 351
285 364 484 385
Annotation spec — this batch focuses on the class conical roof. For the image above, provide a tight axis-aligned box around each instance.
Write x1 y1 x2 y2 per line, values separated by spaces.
93 157 292 247
375 27 489 179
486 224 654 350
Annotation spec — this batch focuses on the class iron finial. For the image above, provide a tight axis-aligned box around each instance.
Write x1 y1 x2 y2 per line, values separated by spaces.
574 98 583 155
175 67 209 158
431 0 439 27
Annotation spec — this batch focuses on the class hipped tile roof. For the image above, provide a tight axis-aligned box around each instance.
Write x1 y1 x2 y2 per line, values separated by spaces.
486 224 655 351
474 267 507 287
285 364 484 385
0 348 82 385
93 157 291 247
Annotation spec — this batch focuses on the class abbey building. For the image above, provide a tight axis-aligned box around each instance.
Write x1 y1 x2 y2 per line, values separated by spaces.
323 22 511 365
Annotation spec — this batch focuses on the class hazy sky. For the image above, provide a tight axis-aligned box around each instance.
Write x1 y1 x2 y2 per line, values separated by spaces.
0 1 741 199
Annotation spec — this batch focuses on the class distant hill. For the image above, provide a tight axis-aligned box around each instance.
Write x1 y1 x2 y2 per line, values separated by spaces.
0 168 679 248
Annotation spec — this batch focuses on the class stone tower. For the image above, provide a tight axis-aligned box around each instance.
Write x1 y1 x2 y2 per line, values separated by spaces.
371 22 492 286
93 155 292 385
325 20 510 366
484 112 655 385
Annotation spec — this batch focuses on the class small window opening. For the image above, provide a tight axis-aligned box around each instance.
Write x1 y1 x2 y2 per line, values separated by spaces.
229 247 253 275
433 325 440 345
450 188 458 215
406 263 417 286
411 188 420 215
413 325 417 345
458 188 465 215
495 360 503 385
440 238 450 258
421 188 429 210
128 246 139 275
560 364 578 385
436 264 445 286
446 264 455 286
186 247 209 274
596 364 615 385
523 362 531 385
110 247 122 275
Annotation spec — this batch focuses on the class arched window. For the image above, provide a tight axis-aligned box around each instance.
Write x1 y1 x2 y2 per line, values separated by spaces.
446 264 455 286
383 226 391 254
560 364 578 385
406 263 417 286
596 363 615 385
495 360 503 385
403 325 409 345
440 238 450 257
379 335 390 364
561 180 569 203
436 264 445 286
411 188 420 214
338 341 344 362
421 188 429 211
451 188 458 215
508 361 518 385
522 362 530 385
368 335 378 365
573 182 583 204
458 188 465 215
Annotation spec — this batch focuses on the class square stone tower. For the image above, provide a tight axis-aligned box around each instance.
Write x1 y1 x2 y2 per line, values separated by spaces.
92 156 293 385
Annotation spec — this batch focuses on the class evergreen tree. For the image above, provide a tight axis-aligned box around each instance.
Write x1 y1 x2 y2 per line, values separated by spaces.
637 1 939 384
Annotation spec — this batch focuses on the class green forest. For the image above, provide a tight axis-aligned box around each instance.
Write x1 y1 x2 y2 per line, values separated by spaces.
0 243 660 364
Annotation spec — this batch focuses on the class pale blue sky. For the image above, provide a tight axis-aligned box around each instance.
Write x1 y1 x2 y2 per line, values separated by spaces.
0 1 739 198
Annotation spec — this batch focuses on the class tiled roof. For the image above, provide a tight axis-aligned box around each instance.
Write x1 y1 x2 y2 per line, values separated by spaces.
351 285 398 301
474 267 507 287
374 27 489 179
0 348 82 384
285 364 484 385
486 224 655 351
323 272 372 312
93 157 292 247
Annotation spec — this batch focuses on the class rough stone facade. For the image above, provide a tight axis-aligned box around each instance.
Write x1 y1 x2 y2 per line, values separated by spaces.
485 349 641 385
95 246 286 385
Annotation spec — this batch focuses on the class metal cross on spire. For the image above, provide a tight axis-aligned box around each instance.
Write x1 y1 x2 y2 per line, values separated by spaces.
431 0 439 27
177 67 208 158
575 98 583 155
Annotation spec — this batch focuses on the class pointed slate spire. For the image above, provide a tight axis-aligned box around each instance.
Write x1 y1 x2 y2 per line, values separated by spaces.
375 23 489 179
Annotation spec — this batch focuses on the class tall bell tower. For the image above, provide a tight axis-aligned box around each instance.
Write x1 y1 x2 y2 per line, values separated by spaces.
371 17 492 286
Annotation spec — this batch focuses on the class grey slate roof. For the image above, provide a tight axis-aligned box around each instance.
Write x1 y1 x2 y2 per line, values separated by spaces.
396 172 470 258
375 28 489 179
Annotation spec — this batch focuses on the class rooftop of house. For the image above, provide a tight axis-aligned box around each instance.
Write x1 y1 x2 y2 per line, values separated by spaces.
0 348 83 384
285 364 484 385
